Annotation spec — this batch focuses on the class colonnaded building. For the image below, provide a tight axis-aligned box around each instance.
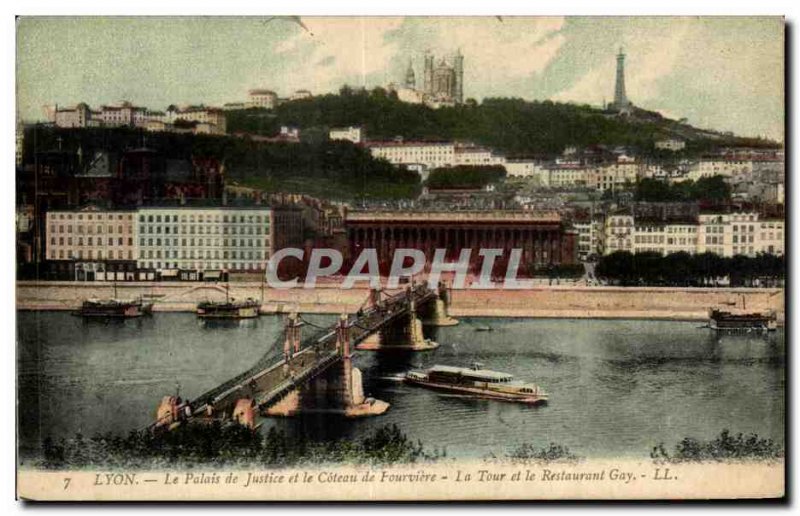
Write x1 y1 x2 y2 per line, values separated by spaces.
344 209 578 272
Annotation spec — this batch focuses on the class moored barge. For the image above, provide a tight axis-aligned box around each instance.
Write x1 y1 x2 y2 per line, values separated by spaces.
708 308 777 332
73 298 153 318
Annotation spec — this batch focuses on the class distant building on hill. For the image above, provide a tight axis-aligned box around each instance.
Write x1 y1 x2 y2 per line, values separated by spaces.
329 126 365 144
389 50 464 109
247 89 278 109
655 138 686 151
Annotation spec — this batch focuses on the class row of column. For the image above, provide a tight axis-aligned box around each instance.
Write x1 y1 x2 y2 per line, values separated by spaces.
347 225 565 267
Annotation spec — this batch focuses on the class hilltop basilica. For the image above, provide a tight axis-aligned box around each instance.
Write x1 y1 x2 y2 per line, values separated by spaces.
388 50 464 109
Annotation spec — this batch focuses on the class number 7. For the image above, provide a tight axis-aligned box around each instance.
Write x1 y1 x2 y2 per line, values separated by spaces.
63 477 71 490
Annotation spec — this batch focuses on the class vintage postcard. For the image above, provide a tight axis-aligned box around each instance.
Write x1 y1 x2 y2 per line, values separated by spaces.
15 15 785 501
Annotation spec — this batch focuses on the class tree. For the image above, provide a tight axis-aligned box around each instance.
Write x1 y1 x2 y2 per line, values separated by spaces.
425 165 506 190
634 176 731 203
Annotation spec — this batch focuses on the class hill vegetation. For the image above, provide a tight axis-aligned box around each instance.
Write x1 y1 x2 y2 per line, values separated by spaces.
635 176 732 202
227 87 779 157
425 165 506 190
22 126 420 201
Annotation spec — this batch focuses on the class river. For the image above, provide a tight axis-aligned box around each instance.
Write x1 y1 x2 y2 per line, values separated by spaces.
17 312 784 461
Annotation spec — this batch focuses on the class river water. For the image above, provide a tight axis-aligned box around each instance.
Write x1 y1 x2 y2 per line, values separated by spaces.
17 312 784 461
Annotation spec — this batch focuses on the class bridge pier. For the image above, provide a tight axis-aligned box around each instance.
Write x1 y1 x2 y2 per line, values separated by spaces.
423 282 459 327
357 296 439 351
266 315 389 417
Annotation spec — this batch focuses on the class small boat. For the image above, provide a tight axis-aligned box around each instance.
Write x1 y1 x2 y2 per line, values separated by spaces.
474 325 494 332
73 297 153 318
708 308 777 332
405 362 547 405
197 298 260 319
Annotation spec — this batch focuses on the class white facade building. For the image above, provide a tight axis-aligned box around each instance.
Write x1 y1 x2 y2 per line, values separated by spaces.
603 214 634 255
247 89 278 109
548 165 588 188
602 210 782 258
632 222 698 255
758 218 785 256
173 107 227 134
367 141 456 170
655 138 686 151
574 219 602 259
504 160 547 182
687 159 755 181
329 126 364 144
453 145 505 167
590 155 640 192
135 207 273 272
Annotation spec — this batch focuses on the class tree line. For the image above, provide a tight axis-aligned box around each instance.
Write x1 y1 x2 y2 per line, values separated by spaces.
22 126 421 201
425 165 506 190
635 176 732 202
595 251 784 287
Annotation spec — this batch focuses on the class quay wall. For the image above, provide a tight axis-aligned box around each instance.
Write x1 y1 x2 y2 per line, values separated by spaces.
15 281 784 323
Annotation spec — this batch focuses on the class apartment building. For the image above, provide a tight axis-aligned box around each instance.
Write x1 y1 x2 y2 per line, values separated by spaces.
135 206 273 272
45 207 137 262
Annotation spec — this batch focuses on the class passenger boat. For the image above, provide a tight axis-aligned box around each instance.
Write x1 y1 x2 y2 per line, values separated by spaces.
708 308 777 332
404 362 548 405
197 285 260 320
73 297 153 318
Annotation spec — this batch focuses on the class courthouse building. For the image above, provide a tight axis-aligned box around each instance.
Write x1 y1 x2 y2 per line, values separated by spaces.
345 209 577 272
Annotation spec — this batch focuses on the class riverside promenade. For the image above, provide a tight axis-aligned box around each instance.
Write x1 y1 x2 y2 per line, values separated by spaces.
15 281 784 324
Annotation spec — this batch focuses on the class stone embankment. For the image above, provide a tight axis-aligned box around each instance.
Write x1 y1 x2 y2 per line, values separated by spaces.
16 281 784 324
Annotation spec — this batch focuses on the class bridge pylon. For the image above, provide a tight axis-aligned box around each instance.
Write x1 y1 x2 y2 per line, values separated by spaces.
283 312 302 361
266 314 389 417
357 287 439 351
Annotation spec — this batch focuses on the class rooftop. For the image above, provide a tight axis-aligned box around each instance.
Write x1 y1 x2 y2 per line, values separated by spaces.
429 365 514 381
346 209 561 224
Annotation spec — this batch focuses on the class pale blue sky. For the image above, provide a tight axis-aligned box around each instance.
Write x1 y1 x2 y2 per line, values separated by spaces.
16 16 784 140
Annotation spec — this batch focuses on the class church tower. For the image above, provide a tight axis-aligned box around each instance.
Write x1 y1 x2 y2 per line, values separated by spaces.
453 49 464 104
404 59 416 89
423 51 434 95
612 47 631 112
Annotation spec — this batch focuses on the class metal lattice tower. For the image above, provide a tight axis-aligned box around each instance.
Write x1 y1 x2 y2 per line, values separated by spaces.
613 47 630 109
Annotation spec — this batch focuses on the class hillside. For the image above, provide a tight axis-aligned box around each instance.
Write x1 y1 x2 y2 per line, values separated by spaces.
21 91 780 203
20 126 421 201
226 87 779 157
